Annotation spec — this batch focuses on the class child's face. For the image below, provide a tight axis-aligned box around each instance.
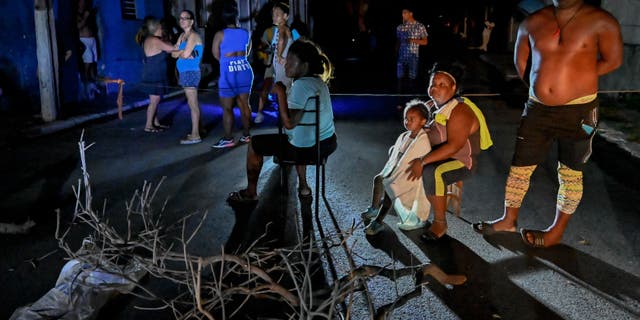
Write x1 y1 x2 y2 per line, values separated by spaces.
404 108 427 133
272 7 288 26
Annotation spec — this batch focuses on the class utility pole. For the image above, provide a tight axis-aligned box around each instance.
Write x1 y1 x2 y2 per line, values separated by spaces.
34 0 59 122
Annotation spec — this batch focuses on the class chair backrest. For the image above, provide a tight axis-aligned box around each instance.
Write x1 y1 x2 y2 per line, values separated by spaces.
274 94 325 166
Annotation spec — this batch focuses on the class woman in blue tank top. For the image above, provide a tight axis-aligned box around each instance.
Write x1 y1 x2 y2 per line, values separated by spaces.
172 10 203 145
211 1 254 148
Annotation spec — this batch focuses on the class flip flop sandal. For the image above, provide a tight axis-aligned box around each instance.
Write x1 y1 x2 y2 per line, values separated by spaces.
227 190 258 204
472 221 518 235
520 228 546 248
144 127 163 133
420 229 444 243
154 123 171 129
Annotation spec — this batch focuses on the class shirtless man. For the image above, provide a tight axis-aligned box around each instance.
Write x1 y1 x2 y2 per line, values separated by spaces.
473 0 623 248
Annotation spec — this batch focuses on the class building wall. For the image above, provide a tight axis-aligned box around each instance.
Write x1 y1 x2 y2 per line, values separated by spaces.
0 0 165 114
0 1 39 111
601 0 640 91
94 0 165 84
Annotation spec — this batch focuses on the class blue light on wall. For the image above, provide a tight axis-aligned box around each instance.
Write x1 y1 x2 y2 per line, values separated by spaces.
0 0 165 113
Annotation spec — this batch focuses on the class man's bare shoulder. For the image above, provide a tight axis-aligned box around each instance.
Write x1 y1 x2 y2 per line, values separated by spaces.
525 6 554 23
581 5 621 28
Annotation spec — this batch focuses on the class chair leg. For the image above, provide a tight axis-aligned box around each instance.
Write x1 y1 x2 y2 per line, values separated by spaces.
321 164 332 215
280 164 290 216
446 181 463 216
314 163 321 221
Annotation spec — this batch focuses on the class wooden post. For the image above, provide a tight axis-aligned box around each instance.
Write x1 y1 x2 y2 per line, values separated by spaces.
35 0 58 122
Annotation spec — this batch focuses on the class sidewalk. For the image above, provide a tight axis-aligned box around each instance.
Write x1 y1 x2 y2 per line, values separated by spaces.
29 87 184 138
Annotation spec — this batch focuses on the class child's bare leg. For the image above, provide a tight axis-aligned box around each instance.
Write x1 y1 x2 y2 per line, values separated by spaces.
371 174 385 209
373 193 392 223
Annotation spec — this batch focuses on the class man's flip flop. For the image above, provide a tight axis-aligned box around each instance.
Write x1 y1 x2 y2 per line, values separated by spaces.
154 123 171 130
472 221 517 235
520 228 546 248
227 190 258 204
144 127 163 133
420 229 443 243
472 221 497 235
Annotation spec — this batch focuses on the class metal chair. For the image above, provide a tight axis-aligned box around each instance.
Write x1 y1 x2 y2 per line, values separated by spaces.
446 181 463 216
273 95 331 218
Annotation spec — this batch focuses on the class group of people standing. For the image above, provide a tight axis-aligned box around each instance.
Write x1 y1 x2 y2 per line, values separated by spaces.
136 0 622 250
137 9 204 144
137 1 299 148
365 0 623 249
135 1 337 204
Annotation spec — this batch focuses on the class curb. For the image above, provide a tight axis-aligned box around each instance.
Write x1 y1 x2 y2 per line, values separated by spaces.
592 121 640 189
25 90 184 138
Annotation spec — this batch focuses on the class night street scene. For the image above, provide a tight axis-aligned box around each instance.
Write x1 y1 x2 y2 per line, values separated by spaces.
2 0 640 319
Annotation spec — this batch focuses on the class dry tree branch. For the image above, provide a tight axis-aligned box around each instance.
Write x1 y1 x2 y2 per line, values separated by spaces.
56 135 467 320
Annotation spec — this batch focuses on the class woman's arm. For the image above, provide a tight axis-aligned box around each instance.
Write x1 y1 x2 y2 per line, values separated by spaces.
211 31 223 61
272 81 303 129
179 33 200 59
152 37 176 53
246 32 252 57
171 33 183 58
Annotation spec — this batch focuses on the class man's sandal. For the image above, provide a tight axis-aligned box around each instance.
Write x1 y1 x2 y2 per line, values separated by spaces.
420 219 446 243
144 127 163 133
520 228 546 248
472 221 517 235
227 190 258 204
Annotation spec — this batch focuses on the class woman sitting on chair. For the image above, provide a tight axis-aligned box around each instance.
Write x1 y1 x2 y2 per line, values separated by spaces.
227 39 337 203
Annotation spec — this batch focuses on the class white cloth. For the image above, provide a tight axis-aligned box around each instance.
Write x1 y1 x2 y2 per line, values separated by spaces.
380 129 431 222
80 37 97 63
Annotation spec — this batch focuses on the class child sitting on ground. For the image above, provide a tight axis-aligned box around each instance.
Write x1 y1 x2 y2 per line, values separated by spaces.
361 100 433 235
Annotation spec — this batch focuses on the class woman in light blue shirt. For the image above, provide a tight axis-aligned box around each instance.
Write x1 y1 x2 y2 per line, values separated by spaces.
228 39 337 203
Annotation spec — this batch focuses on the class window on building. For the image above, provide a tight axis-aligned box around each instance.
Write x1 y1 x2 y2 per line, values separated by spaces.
120 0 137 20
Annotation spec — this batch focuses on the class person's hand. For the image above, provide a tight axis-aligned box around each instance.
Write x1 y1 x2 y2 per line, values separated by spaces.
406 158 424 181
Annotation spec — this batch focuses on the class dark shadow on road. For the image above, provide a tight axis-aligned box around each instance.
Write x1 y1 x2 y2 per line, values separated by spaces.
483 232 640 316
224 167 299 253
366 225 423 268
406 231 563 320
0 154 78 224
155 101 183 129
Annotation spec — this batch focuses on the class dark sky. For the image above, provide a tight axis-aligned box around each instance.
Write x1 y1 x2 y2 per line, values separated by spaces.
310 0 520 60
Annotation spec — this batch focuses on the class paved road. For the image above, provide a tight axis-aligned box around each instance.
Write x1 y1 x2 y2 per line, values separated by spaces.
1 56 639 319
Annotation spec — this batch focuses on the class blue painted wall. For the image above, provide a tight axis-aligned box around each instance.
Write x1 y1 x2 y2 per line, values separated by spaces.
95 0 165 83
0 0 165 114
0 1 39 111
